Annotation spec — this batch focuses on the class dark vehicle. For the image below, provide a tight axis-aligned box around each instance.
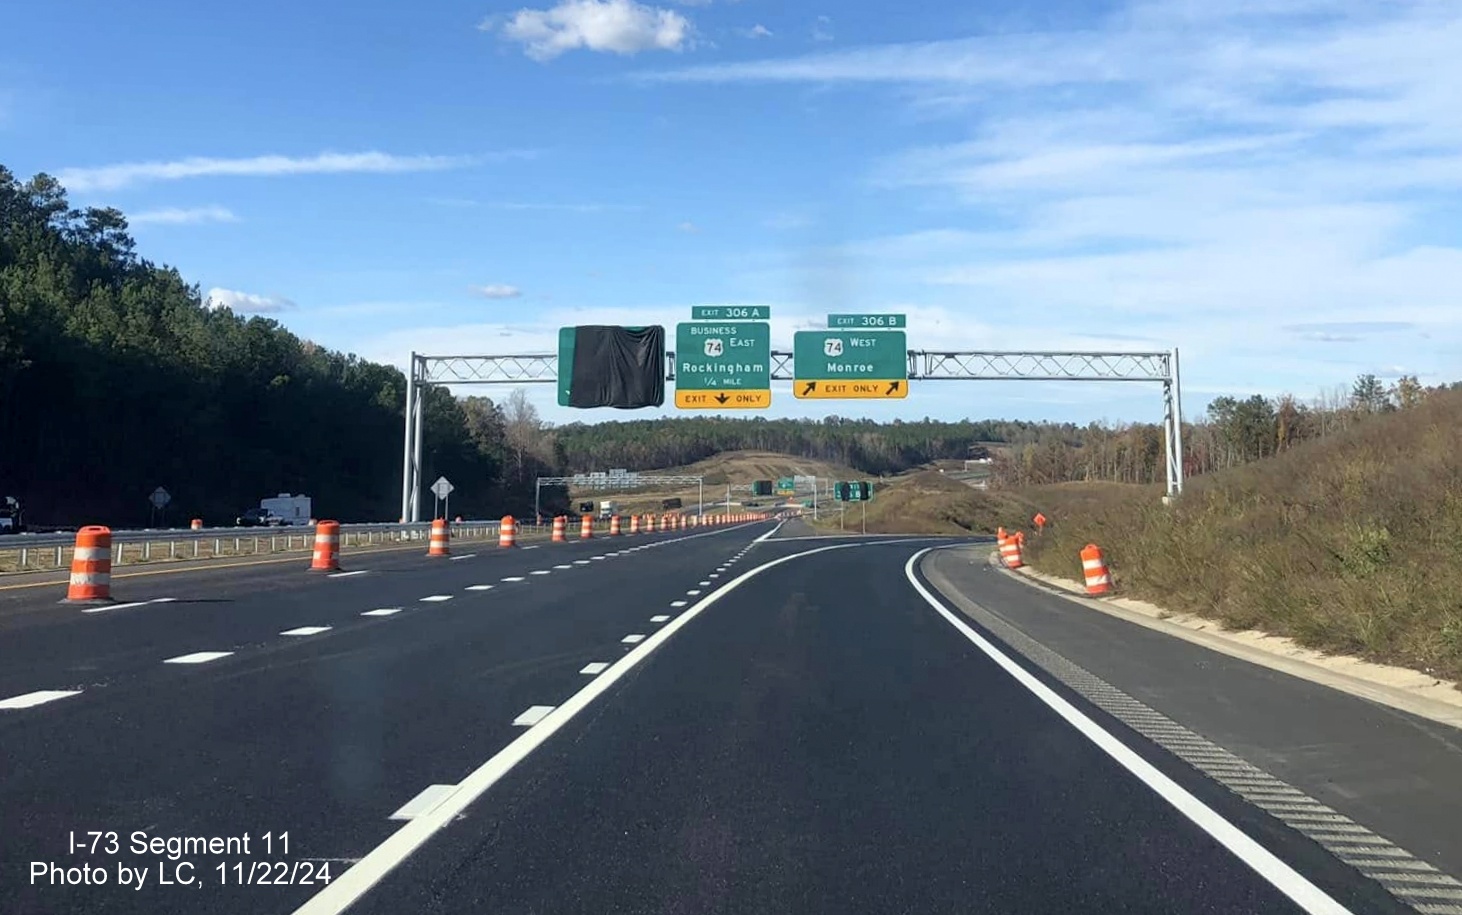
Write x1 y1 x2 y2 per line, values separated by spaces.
0 495 23 534
578 501 595 515
235 507 286 527
661 497 682 510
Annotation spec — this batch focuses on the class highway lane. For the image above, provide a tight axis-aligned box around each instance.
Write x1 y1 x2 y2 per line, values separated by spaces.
921 543 1462 896
298 537 1408 915
0 522 753 700
0 519 778 914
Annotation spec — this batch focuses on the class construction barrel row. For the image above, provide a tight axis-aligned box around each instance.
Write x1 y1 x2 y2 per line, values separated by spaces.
58 511 775 603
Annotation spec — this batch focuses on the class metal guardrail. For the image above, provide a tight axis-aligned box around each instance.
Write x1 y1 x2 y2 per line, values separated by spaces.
0 521 512 575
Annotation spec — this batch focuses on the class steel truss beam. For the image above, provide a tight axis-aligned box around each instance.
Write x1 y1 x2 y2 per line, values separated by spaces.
401 347 1184 522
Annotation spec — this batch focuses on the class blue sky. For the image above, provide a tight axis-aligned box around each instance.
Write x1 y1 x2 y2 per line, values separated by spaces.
5 0 1460 427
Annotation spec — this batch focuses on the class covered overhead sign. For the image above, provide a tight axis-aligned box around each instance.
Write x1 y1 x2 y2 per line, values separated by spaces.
557 325 666 409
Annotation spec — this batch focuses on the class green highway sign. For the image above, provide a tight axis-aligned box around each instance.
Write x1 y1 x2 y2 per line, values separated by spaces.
775 476 795 495
793 330 909 400
691 305 771 320
828 313 907 329
675 321 771 409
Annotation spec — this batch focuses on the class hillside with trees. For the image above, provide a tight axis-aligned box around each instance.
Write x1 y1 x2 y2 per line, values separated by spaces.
3 162 1453 528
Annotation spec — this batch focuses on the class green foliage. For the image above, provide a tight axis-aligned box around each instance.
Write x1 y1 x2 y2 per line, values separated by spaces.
0 167 519 525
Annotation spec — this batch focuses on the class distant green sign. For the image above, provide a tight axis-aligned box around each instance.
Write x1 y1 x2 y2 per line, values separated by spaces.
793 330 909 400
775 476 795 495
828 313 907 329
674 321 771 410
691 305 771 320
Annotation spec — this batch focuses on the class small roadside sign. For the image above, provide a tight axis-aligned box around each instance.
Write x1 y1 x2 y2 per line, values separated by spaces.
431 477 455 499
149 486 171 509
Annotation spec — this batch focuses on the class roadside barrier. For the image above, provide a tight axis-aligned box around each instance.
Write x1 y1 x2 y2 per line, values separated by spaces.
190 519 203 531
551 516 567 543
310 521 341 572
1081 543 1113 595
630 515 640 534
499 515 517 548
1000 533 1023 569
63 526 114 603
428 519 450 557
610 515 622 536
580 515 594 540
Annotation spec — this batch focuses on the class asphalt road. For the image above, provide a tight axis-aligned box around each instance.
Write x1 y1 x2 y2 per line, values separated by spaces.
0 522 1426 914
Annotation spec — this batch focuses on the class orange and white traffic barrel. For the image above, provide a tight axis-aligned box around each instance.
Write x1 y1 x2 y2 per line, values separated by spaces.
580 515 594 540
999 534 1023 569
610 515 622 536
551 516 567 542
1082 544 1113 595
64 526 114 603
310 520 341 572
630 514 640 534
499 515 517 548
428 518 450 557
190 518 203 531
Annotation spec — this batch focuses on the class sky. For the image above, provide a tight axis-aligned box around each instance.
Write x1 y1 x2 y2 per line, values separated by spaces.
5 0 1461 428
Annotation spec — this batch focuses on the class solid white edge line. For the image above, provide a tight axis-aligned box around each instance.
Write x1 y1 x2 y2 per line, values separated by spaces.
901 547 1354 915
288 535 942 915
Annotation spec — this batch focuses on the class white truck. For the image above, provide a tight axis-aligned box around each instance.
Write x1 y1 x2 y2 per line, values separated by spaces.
237 493 313 527
598 500 618 520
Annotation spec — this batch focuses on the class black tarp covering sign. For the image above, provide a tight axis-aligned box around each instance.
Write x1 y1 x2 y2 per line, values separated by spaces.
556 325 666 409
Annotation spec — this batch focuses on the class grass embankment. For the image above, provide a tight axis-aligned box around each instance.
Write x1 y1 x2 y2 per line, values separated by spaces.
1019 390 1462 682
804 470 1035 536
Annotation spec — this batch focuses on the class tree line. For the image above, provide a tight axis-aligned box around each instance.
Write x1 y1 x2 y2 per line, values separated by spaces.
4 163 1447 525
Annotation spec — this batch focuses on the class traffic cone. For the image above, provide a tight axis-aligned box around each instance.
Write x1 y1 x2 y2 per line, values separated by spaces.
63 526 115 603
310 521 341 572
428 519 450 557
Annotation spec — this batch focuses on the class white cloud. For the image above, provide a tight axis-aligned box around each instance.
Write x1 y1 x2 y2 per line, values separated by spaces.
128 206 239 226
811 15 833 43
57 151 494 193
491 0 695 61
205 287 296 314
677 220 701 233
739 24 773 39
471 284 524 299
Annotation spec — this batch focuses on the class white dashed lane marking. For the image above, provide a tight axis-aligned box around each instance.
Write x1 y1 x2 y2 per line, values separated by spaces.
698 580 711 586
362 608 402 617
81 596 177 614
686 590 702 596
0 690 82 710
281 626 332 636
573 560 590 565
163 651 233 665
513 705 555 727
554 564 573 570
501 577 526 582
465 585 494 591
327 571 369 579
449 554 477 562
580 662 610 675
670 600 688 607
530 570 552 576
621 634 646 644
650 615 670 623
419 595 454 603
591 556 606 561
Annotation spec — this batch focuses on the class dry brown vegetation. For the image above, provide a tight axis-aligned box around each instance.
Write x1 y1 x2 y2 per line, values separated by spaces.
806 470 1035 536
1017 388 1462 682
